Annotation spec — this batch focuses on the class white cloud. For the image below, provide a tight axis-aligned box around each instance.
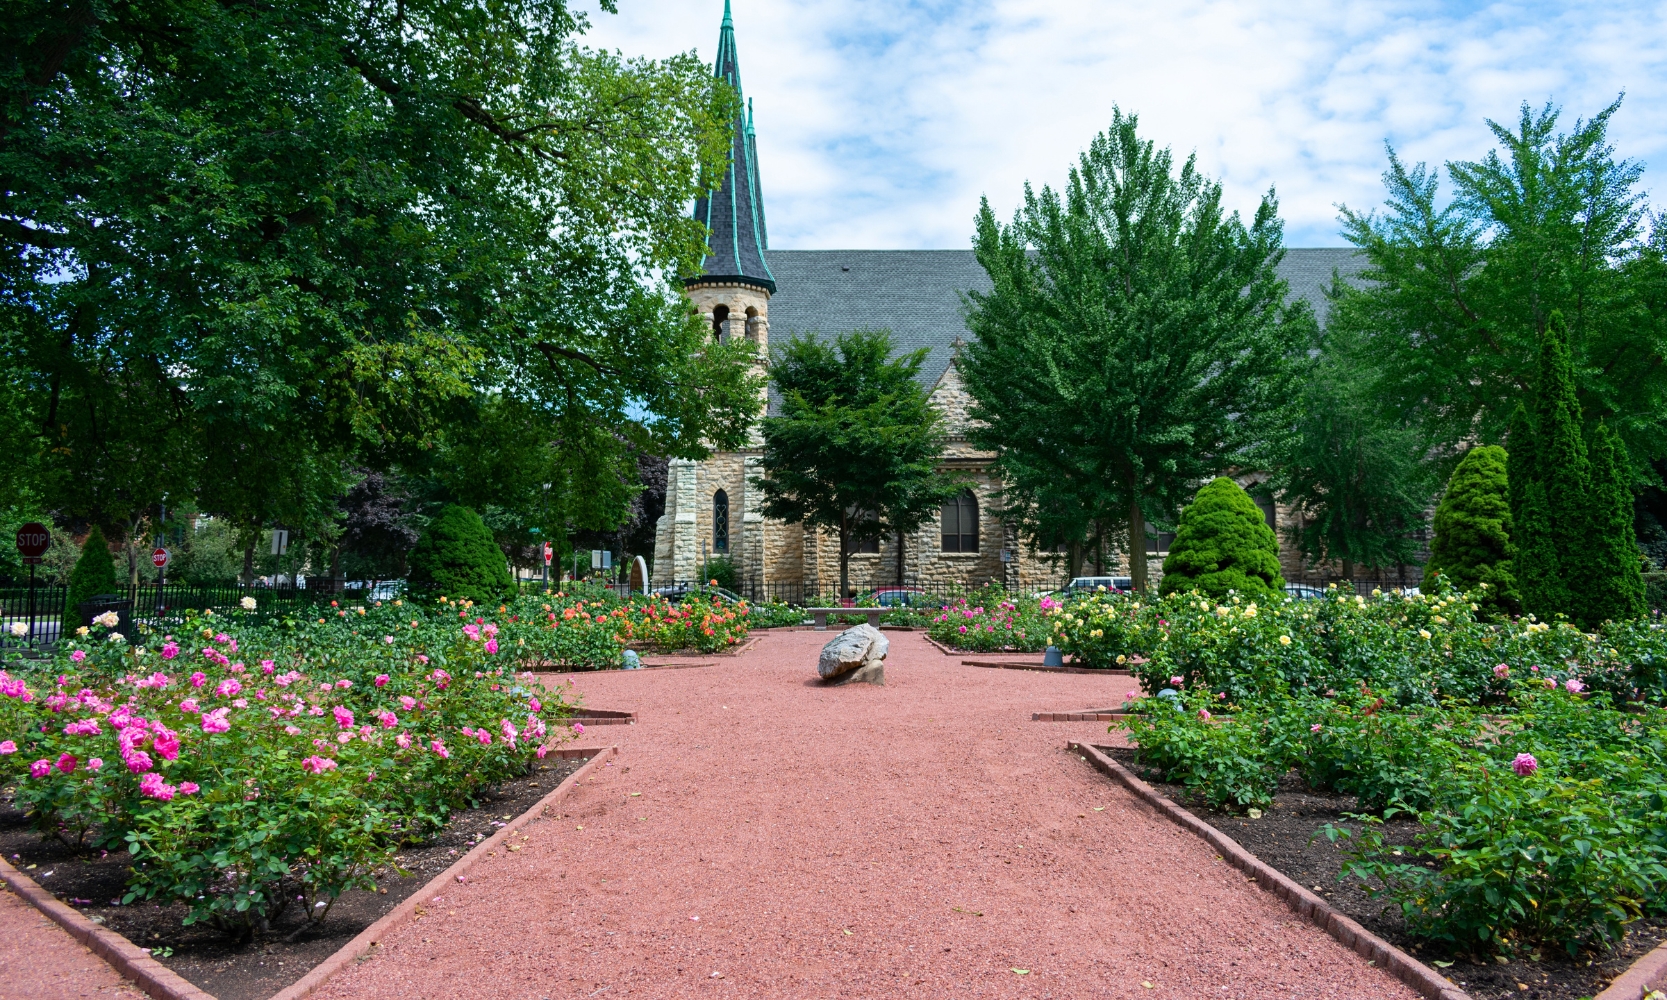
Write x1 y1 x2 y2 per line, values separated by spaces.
580 1 1667 248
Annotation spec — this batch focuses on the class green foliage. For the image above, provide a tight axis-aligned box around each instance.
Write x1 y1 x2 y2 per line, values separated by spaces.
925 589 1051 652
960 109 1310 591
1159 478 1284 601
1334 99 1667 474
406 506 514 604
2 0 757 546
64 526 117 616
755 329 959 599
1273 325 1434 578
1123 698 1284 811
1584 423 1647 623
1426 445 1519 614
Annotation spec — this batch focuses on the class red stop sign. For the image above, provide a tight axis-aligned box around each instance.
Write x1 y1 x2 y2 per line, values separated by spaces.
152 547 171 569
15 523 49 563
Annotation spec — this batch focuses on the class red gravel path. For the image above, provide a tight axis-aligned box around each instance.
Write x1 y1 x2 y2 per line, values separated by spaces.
317 629 1420 1000
0 885 146 999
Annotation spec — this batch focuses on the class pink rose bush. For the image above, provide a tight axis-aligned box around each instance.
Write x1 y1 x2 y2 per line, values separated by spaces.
0 604 578 938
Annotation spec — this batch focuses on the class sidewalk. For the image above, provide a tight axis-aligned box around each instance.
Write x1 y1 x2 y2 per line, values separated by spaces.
313 629 1418 999
0 884 146 1000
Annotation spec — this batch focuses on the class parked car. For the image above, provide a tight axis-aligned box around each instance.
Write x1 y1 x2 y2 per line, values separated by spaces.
650 584 742 604
1064 576 1131 596
865 587 933 608
1283 584 1327 601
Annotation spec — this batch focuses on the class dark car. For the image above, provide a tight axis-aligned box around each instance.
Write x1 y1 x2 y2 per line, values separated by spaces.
865 587 933 608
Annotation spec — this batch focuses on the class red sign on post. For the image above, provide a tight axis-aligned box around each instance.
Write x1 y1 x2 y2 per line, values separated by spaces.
15 523 49 565
543 542 553 565
152 547 171 569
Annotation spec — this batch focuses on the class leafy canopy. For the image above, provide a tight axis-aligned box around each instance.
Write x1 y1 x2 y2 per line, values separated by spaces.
753 330 960 598
2 0 760 540
1333 99 1667 473
961 109 1311 591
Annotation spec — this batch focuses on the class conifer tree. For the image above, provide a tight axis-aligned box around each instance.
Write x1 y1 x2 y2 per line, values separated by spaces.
406 505 514 604
66 525 119 619
1508 405 1560 613
1582 423 1647 622
1159 478 1284 601
1425 445 1518 614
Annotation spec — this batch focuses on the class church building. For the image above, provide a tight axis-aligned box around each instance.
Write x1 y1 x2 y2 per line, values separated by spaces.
652 4 1368 598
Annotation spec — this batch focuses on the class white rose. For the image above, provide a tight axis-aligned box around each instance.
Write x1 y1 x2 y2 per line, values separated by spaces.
108 632 126 644
241 596 258 610
94 611 119 628
8 622 26 637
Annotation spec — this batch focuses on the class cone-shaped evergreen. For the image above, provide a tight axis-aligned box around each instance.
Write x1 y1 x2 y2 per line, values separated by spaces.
1426 445 1518 614
1581 423 1646 623
406 505 514 604
1535 316 1593 594
66 525 119 618
1159 477 1284 601
1508 404 1560 614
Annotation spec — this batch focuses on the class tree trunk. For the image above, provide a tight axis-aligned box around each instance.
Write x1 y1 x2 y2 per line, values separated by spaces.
896 528 906 587
1341 558 1354 593
1129 498 1148 593
330 545 344 593
241 540 256 587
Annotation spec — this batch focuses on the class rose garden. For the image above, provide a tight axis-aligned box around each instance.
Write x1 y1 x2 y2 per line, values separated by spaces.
8 2 1667 999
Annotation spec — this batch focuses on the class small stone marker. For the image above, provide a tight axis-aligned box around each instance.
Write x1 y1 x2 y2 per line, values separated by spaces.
817 624 888 686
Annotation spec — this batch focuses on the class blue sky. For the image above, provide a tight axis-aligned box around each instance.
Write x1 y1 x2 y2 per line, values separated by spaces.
581 1 1667 249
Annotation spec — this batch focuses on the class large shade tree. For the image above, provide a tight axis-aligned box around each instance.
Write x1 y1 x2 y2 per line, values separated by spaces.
961 110 1311 591
2 0 761 549
1332 99 1667 475
753 330 962 600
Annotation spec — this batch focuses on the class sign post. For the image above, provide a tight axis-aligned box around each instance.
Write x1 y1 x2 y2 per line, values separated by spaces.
152 546 171 618
15 523 49 647
542 541 553 590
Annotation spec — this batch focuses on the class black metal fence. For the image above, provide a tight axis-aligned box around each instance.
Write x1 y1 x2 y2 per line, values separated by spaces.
0 583 381 654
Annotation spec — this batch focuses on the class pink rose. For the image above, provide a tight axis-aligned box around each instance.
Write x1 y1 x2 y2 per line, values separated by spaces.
200 708 231 734
336 679 352 690
215 678 241 698
572 722 585 735
1170 676 1184 687
1512 753 1538 777
70 650 86 662
178 782 199 795
55 753 77 774
1565 678 1584 693
396 732 412 749
189 671 206 688
123 750 153 774
377 710 397 728
178 698 200 714
485 638 498 655
528 697 542 713
151 728 180 761
430 740 450 759
400 696 417 710
87 757 102 771
261 660 275 674
1310 724 1322 733
333 707 355 730
139 772 175 800
0 740 14 755
1493 663 1509 679
301 755 337 774
284 725 301 735
29 759 51 778
374 674 390 687
161 642 180 660
1198 709 1211 721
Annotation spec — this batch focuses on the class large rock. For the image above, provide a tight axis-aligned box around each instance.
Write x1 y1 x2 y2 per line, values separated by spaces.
818 624 888 686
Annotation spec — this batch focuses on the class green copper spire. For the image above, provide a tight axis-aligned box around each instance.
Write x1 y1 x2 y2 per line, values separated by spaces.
689 2 774 292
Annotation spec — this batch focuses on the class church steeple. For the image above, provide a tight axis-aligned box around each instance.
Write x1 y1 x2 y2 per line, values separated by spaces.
689 0 775 293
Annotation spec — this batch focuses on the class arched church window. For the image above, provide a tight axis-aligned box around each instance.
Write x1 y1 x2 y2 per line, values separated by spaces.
712 490 730 553
711 304 730 343
940 490 979 553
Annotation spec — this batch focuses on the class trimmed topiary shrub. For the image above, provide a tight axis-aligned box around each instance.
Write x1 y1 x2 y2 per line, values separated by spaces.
1159 477 1284 601
406 505 514 604
1582 422 1646 624
1425 445 1519 615
66 525 119 620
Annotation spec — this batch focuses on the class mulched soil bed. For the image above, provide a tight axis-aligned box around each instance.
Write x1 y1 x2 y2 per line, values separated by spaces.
1101 745 1666 1000
0 755 584 1000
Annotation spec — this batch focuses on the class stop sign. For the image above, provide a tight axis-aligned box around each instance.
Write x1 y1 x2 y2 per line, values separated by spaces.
152 547 171 569
15 523 49 565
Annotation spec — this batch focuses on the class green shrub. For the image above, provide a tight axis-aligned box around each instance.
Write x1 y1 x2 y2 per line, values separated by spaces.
406 505 513 604
703 555 739 591
65 525 119 618
1646 573 1667 614
1426 445 1518 615
1159 478 1284 601
1123 697 1283 811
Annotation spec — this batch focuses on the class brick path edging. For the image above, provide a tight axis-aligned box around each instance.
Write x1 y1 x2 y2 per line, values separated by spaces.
1033 710 1128 722
0 859 213 1000
1595 938 1667 999
268 744 617 1000
1070 741 1472 1000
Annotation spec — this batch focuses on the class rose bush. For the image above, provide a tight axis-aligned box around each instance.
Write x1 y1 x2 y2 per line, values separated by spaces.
926 588 1051 652
0 603 580 939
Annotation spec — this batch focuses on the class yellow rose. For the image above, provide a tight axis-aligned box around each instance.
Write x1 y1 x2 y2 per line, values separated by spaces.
1278 635 1291 645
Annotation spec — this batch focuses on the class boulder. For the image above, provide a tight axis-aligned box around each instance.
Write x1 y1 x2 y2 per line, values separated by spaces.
818 624 888 686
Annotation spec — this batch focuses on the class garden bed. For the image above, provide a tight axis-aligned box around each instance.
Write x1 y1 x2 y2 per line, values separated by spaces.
1099 745 1667 1000
0 755 586 1000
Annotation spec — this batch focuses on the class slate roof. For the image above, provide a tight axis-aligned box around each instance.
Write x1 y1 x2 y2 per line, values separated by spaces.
764 248 1366 392
688 2 775 293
